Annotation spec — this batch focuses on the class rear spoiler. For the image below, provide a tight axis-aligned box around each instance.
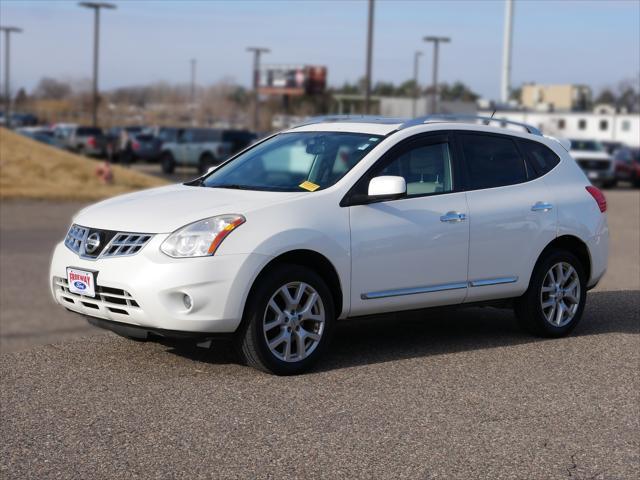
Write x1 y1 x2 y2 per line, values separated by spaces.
544 135 571 152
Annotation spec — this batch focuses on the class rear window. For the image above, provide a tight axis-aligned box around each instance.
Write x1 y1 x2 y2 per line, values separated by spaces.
460 133 527 189
569 139 605 152
519 140 561 177
76 127 102 136
192 129 222 142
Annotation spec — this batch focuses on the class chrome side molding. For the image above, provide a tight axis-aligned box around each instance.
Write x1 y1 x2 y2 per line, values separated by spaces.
361 282 468 300
361 276 519 300
468 276 518 287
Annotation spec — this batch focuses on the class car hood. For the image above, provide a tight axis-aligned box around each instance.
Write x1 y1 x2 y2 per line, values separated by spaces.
73 184 306 233
570 151 611 161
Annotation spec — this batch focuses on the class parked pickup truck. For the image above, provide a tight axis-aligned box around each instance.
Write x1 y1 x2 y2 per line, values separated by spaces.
159 128 232 174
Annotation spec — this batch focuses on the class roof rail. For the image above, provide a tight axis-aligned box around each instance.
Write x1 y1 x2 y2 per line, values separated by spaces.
400 114 542 136
291 115 407 128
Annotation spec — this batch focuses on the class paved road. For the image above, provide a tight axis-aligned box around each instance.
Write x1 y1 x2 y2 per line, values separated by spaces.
0 190 638 479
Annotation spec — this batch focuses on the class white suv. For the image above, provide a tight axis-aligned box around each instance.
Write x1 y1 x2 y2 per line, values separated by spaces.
50 116 609 375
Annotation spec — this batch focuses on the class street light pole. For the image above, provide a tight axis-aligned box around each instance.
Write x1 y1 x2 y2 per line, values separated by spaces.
79 2 116 127
190 58 196 104
364 0 375 114
412 51 423 118
423 36 450 114
246 46 269 132
0 26 23 129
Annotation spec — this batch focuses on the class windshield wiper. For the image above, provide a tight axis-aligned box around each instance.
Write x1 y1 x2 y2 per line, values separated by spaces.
211 184 254 190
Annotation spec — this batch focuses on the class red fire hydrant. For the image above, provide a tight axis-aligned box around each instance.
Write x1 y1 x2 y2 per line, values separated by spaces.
95 161 113 184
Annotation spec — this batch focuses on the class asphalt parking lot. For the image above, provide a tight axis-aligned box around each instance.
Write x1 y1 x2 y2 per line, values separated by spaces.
1 189 638 479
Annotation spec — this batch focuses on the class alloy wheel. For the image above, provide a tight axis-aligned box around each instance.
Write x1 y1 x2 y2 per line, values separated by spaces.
263 282 325 362
540 262 581 327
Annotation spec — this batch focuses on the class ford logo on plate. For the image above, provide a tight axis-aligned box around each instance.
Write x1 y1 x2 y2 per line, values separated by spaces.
73 281 86 290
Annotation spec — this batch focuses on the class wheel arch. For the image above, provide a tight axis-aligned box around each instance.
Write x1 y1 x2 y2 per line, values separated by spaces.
243 249 344 321
535 235 592 285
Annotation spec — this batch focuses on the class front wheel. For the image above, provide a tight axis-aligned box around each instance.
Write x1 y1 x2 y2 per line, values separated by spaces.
198 153 216 174
515 250 587 337
235 264 335 375
161 152 175 174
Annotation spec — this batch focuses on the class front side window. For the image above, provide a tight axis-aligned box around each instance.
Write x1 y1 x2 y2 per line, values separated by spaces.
201 132 382 192
375 142 454 196
460 134 526 189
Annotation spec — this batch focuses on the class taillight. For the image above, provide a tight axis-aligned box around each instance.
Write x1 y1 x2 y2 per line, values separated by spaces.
132 141 140 150
87 136 96 148
586 186 607 213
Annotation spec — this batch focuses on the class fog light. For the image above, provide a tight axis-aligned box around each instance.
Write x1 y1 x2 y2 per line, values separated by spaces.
182 293 193 311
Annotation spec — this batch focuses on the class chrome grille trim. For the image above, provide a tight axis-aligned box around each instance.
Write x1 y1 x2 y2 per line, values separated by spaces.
64 224 153 259
102 233 153 258
64 225 89 254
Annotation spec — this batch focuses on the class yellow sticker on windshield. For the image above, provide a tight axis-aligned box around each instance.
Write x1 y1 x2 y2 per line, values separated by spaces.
299 180 320 192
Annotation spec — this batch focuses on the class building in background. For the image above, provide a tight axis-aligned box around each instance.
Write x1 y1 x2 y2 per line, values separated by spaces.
520 83 592 112
478 108 640 147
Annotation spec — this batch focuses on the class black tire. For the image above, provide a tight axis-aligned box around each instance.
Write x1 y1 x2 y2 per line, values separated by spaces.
161 152 175 174
514 249 587 337
235 264 335 375
198 153 216 174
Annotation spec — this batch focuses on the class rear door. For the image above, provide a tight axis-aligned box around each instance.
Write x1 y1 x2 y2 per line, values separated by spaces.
457 132 557 302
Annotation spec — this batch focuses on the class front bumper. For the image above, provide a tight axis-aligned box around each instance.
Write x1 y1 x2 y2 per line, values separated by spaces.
50 237 271 333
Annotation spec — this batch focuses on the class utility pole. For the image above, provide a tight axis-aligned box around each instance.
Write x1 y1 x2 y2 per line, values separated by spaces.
412 51 423 118
190 58 196 104
246 47 269 132
501 0 515 104
0 26 22 129
79 2 116 127
364 0 375 114
423 36 450 114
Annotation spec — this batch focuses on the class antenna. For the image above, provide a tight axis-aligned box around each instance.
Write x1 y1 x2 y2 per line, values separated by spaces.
490 108 497 119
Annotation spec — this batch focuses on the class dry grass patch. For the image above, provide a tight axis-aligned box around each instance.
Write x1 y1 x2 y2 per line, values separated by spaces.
0 128 168 201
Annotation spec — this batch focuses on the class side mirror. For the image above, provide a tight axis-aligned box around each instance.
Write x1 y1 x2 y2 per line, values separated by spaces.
368 176 406 200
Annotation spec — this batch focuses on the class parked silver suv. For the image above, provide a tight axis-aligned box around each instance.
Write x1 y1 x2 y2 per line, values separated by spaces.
159 128 232 174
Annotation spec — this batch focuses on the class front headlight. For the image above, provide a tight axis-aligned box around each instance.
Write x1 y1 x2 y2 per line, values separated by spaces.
160 214 245 258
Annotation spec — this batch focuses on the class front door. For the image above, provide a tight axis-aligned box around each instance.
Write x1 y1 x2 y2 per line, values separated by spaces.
348 133 470 316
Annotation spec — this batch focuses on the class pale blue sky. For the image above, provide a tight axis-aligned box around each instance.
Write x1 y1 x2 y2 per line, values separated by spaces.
1 0 639 100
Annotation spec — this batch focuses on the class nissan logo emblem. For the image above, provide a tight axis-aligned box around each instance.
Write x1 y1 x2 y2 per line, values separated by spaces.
85 232 101 254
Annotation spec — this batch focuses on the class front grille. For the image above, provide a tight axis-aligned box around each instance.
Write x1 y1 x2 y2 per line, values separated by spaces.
577 159 611 171
53 277 140 315
64 224 153 259
101 233 153 257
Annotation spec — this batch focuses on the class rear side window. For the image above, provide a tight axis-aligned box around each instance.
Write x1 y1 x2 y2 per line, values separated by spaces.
520 140 561 176
77 127 102 136
459 134 526 189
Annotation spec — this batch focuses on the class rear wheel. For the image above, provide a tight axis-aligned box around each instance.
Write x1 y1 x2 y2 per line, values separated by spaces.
515 250 587 337
235 264 335 375
161 152 175 174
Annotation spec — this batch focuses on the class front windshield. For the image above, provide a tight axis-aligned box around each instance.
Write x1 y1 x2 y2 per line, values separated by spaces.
201 132 383 192
570 139 605 152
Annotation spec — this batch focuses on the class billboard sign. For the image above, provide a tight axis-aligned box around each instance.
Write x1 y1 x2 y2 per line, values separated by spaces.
259 65 327 96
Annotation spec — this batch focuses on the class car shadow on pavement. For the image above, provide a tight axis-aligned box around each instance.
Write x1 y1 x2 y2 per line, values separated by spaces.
168 290 639 372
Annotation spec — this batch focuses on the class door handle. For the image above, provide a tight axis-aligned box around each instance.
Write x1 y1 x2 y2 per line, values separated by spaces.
531 202 553 212
440 211 467 223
